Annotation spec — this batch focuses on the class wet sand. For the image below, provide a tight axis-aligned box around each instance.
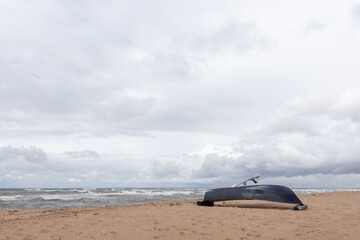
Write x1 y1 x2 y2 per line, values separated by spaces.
0 192 359 239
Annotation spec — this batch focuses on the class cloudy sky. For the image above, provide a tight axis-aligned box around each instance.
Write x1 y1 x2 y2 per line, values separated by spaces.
1 0 360 188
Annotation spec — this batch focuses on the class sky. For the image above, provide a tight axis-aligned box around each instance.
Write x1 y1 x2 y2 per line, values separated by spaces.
1 0 360 188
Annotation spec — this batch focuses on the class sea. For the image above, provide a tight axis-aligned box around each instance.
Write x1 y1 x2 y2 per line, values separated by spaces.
0 188 359 210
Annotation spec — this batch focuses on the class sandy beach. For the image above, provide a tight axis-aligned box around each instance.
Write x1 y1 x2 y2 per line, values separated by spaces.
0 192 359 240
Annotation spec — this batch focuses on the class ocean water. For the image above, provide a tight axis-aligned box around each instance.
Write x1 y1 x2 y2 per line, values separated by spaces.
0 188 207 210
0 188 359 210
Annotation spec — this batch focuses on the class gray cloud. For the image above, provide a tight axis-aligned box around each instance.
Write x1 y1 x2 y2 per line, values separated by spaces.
175 22 270 55
303 20 328 32
152 160 181 178
64 150 100 159
0 146 47 163
148 89 360 187
139 54 208 81
0 145 141 187
353 4 360 23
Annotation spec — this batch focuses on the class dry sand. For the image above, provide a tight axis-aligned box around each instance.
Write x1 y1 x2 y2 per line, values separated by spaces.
0 192 359 240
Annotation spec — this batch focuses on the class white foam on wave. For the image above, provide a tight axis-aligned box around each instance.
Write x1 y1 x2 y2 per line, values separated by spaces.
25 188 41 191
40 194 84 201
86 189 204 197
41 189 88 193
87 192 125 197
119 189 202 196
293 188 360 194
0 195 23 201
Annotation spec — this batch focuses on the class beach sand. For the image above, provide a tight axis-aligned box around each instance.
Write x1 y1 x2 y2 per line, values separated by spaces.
0 192 359 240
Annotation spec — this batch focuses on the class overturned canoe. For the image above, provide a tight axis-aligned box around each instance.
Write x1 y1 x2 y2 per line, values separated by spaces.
197 184 308 210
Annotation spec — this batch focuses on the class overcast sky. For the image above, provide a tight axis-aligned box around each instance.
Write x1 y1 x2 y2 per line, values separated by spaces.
1 0 360 188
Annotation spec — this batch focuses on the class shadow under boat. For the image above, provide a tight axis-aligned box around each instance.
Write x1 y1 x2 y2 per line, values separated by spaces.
197 174 308 210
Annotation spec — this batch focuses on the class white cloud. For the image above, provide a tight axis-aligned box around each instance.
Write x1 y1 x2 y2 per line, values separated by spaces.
67 177 81 183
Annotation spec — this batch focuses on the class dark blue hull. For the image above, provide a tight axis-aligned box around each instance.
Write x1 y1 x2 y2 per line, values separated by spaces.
198 185 307 210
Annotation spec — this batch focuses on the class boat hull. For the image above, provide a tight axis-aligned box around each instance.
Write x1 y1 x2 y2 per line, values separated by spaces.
198 185 307 209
